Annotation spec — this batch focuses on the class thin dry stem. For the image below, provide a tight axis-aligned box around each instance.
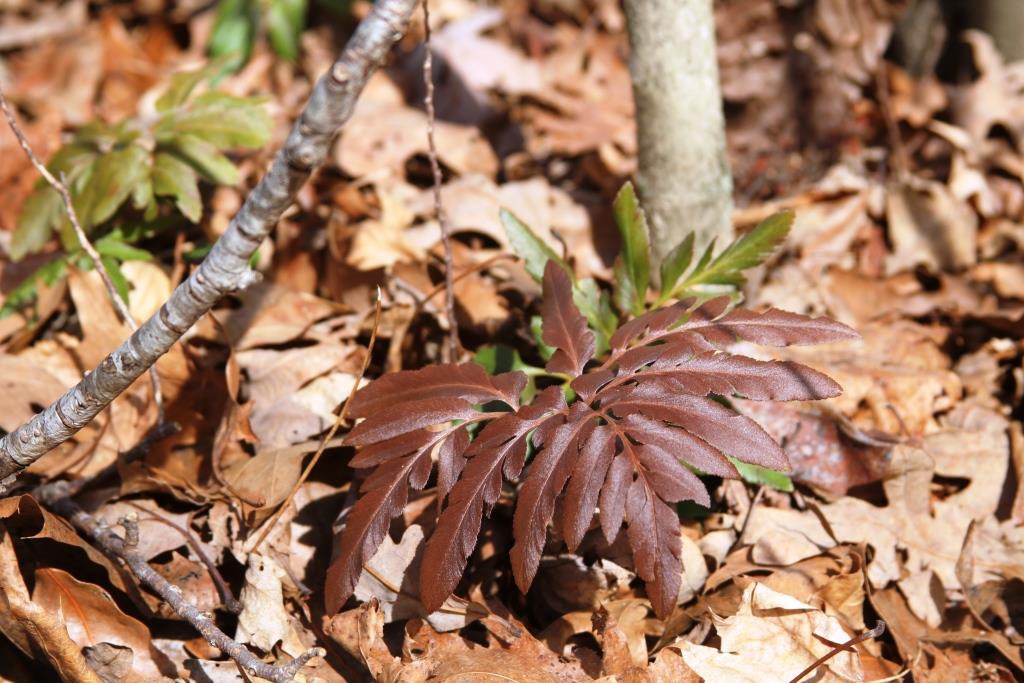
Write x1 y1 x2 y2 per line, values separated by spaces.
0 87 165 421
251 293 384 551
123 500 242 614
787 621 886 683
875 62 910 180
36 483 323 683
421 0 459 361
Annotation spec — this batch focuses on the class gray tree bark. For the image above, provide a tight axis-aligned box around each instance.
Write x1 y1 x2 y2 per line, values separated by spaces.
0 0 419 482
951 0 1024 62
624 0 733 266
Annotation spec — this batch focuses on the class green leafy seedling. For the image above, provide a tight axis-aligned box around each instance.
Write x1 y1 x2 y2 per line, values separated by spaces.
209 0 309 70
611 182 650 315
7 60 271 317
658 210 794 304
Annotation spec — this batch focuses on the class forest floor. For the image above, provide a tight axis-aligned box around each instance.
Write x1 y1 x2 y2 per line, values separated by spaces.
0 0 1022 681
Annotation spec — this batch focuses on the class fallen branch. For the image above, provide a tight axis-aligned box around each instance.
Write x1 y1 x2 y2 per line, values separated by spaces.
0 88 165 421
0 0 420 481
35 482 322 682
123 500 242 614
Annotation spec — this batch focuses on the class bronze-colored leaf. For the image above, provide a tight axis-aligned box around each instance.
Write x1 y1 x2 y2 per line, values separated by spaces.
336 286 851 618
540 260 595 376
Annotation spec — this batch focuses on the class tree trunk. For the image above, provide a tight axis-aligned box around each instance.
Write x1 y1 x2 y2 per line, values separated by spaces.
951 0 1024 62
624 0 733 266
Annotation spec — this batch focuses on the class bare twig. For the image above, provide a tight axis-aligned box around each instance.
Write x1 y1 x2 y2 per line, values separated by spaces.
28 421 239 613
0 0 419 482
123 501 242 614
421 0 459 361
36 483 323 682
251 293 383 552
0 88 165 421
787 621 886 683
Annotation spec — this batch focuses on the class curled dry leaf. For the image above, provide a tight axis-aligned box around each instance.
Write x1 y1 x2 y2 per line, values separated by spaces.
234 553 306 657
533 556 636 614
677 582 864 683
403 611 594 682
735 399 893 497
427 7 544 99
66 267 132 369
0 529 100 683
208 281 345 351
347 189 425 271
0 495 130 595
407 174 602 277
324 601 402 681
336 73 498 181
808 404 1022 627
756 547 869 633
758 319 963 437
237 342 352 407
543 597 653 668
886 176 978 274
82 642 133 683
0 355 78 440
742 506 836 567
948 30 1024 145
32 567 175 679
120 261 172 323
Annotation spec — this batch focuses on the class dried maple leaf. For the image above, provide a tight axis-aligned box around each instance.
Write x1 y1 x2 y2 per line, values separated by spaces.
328 261 856 617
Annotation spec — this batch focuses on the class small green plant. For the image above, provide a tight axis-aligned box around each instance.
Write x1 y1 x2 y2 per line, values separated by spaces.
5 59 271 316
501 182 793 354
208 0 352 71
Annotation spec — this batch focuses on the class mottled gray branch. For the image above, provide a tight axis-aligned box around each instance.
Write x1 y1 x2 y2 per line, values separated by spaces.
0 0 419 481
37 483 322 683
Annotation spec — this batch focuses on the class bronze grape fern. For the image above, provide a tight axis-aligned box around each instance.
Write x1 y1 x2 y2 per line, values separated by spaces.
325 261 857 618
